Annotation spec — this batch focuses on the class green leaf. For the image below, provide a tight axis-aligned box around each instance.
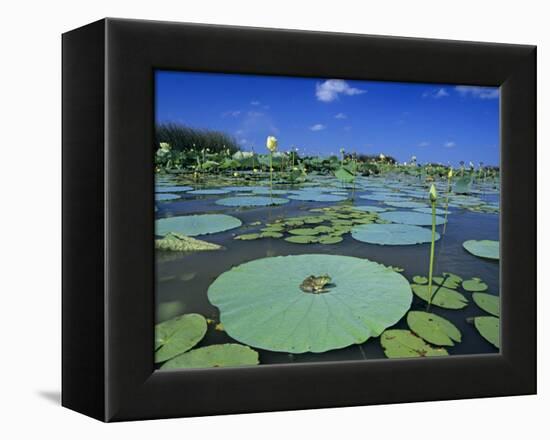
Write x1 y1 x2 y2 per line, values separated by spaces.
380 329 449 358
208 254 413 353
474 316 500 348
284 235 319 244
234 233 261 240
216 196 289 207
378 211 446 226
413 276 428 284
335 166 355 183
407 311 461 346
462 277 488 292
352 223 440 245
472 293 500 317
412 284 469 309
160 344 259 369
317 235 343 244
288 228 321 236
260 231 284 239
155 314 207 363
156 214 242 237
463 240 499 260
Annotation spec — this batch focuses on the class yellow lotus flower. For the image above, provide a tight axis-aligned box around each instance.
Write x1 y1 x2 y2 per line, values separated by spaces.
233 172 239 177
159 142 171 151
266 136 278 153
253 168 258 173
448 168 453 178
429 184 437 203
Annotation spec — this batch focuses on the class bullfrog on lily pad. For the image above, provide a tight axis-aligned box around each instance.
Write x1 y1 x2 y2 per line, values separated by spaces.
300 274 332 294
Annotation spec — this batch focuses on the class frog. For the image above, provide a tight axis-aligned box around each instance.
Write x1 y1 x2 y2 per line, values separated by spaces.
300 274 332 294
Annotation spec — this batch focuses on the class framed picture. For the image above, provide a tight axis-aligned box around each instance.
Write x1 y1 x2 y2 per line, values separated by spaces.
62 18 536 422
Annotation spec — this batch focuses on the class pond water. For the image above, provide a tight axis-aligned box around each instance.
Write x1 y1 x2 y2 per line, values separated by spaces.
155 174 500 367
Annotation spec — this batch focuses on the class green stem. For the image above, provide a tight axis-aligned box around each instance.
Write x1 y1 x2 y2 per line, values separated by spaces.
442 176 452 234
269 153 273 200
427 201 437 309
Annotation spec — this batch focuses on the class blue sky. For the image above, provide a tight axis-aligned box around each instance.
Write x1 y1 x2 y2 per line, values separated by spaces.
155 71 500 166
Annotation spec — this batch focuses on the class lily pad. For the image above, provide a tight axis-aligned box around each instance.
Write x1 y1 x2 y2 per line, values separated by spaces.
384 201 428 209
288 228 320 236
160 343 259 369
155 232 222 251
378 211 446 226
463 240 499 260
208 254 413 353
352 223 439 245
216 196 289 207
156 185 193 193
474 316 500 348
318 235 343 244
433 273 462 289
156 214 242 237
412 275 428 284
473 293 500 316
407 311 462 346
155 314 207 363
360 194 409 202
462 277 488 292
288 193 347 202
380 329 449 358
155 193 180 201
413 207 448 215
412 284 468 309
187 188 231 195
353 205 387 213
234 233 261 240
284 235 318 244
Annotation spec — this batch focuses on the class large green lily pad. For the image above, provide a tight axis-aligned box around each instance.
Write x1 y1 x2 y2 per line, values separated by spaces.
384 201 428 209
160 344 259 369
352 223 439 245
380 329 449 358
188 188 231 195
412 284 469 309
156 214 242 237
155 314 207 363
463 240 499 260
216 196 289 206
378 211 446 226
474 316 500 348
407 311 461 346
353 205 387 213
473 293 500 316
208 254 413 353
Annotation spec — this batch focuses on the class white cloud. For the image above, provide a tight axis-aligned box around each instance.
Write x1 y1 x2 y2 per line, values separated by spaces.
418 141 430 147
335 112 347 119
250 100 260 106
455 86 499 99
316 79 366 102
247 111 264 117
222 110 241 118
310 124 326 131
444 141 456 148
422 88 449 99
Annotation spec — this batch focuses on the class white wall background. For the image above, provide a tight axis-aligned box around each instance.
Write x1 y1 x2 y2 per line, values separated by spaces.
1 0 545 437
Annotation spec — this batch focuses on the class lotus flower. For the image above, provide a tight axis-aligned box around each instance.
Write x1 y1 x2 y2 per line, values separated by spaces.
266 136 278 153
429 184 437 203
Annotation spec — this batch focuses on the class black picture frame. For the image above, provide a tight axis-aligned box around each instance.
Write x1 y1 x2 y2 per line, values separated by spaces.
62 18 536 422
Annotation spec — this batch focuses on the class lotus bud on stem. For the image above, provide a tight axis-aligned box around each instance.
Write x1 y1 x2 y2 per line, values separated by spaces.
427 184 438 309
266 136 278 200
443 168 453 234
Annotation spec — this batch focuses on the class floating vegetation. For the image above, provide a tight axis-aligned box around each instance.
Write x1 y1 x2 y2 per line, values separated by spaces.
288 192 347 202
155 314 207 363
378 211 446 226
160 344 259 369
463 239 499 260
474 316 500 348
216 196 289 206
155 185 193 193
208 255 413 353
187 188 231 195
472 293 500 316
412 284 469 309
155 232 222 251
352 223 439 245
462 277 488 292
155 193 180 201
406 311 462 346
156 214 242 236
380 329 449 358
